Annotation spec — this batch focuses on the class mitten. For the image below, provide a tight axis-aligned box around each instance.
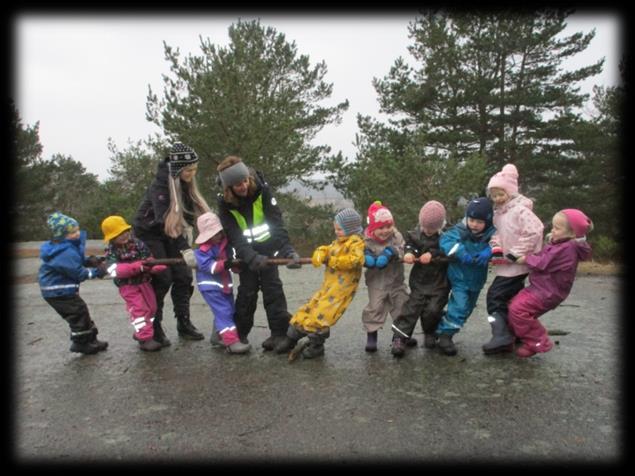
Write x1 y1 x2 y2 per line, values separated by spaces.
180 248 197 267
459 253 474 265
327 255 338 269
286 251 302 269
311 246 329 267
475 247 493 266
491 245 504 258
364 254 376 268
375 254 389 269
150 264 168 274
248 254 269 271
92 265 107 279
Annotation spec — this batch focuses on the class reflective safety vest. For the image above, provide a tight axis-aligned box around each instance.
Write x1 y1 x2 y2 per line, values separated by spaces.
229 194 272 243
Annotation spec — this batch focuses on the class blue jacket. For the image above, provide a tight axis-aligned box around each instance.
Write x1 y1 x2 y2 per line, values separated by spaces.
194 238 235 295
38 231 101 298
440 221 495 291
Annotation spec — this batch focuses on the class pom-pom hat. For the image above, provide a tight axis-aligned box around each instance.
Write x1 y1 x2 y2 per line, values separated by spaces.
365 201 394 237
168 143 199 178
487 164 519 196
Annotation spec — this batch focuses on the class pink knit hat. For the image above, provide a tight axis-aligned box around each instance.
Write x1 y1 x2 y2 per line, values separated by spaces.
195 212 224 244
418 200 446 231
560 209 593 238
365 201 394 237
487 164 519 195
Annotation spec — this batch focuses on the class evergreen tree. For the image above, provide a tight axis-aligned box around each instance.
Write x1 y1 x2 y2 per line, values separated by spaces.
146 19 349 192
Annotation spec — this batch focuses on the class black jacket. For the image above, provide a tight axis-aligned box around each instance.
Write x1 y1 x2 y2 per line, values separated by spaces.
133 159 194 251
217 170 294 265
404 226 450 292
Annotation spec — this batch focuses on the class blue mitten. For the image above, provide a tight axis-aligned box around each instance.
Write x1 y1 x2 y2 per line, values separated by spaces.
375 255 389 268
459 253 474 265
475 247 493 266
364 254 376 268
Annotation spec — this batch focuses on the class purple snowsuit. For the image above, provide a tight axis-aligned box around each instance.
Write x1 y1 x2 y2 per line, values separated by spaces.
508 237 592 351
194 237 238 340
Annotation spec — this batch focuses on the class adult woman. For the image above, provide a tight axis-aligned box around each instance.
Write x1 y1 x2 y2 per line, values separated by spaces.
133 143 211 345
216 156 301 352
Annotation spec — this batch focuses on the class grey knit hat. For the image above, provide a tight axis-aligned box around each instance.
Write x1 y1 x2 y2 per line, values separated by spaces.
335 208 363 236
218 160 250 188
167 143 198 177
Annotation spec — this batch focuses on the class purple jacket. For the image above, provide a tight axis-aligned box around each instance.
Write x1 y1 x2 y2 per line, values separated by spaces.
524 238 592 309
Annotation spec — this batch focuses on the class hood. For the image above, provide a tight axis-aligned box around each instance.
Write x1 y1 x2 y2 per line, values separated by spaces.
155 159 170 183
574 239 593 261
40 240 73 262
497 194 534 213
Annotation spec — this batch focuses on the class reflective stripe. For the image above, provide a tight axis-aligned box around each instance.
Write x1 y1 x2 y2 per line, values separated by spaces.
107 263 118 277
229 194 272 243
71 329 94 336
41 284 79 291
197 281 233 288
218 326 236 335
131 317 147 332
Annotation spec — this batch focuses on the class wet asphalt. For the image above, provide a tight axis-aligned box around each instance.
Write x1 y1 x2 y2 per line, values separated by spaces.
10 244 625 466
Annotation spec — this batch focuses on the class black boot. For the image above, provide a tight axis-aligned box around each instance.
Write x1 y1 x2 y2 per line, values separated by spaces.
438 333 457 356
70 340 101 355
89 328 108 352
482 312 514 354
176 315 204 340
153 319 171 347
302 331 327 359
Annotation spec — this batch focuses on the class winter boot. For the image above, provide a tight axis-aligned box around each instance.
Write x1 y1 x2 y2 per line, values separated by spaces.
482 312 515 355
302 333 326 359
261 335 281 351
365 331 378 352
153 320 171 347
423 333 437 349
139 339 162 352
274 336 297 354
437 333 457 356
406 336 418 347
176 315 204 340
70 340 101 355
391 336 407 358
221 329 251 354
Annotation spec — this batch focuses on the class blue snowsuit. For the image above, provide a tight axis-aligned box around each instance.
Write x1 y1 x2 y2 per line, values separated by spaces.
436 221 495 336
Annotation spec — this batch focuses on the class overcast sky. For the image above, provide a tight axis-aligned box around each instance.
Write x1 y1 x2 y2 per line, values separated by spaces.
15 12 623 181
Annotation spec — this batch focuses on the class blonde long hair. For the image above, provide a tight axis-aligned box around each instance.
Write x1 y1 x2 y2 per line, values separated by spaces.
164 171 211 239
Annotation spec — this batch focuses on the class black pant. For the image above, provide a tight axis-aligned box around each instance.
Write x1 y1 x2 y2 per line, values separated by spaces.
135 233 193 322
45 294 98 343
393 285 449 336
234 265 291 339
486 274 528 316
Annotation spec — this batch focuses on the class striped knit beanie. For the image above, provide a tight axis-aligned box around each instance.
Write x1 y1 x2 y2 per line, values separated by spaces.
335 208 363 236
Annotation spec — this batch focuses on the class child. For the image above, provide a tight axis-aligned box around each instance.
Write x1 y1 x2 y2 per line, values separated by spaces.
361 201 409 352
193 212 251 354
435 197 496 356
102 215 168 352
482 164 544 354
275 208 365 358
38 212 108 355
508 209 593 358
391 200 451 357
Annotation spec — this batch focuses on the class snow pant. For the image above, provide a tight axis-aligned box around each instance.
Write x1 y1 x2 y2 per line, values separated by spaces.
508 289 554 351
392 285 449 337
362 284 409 333
119 282 156 342
44 294 100 343
200 288 237 336
436 286 481 336
234 265 291 340
135 233 193 323
486 274 528 316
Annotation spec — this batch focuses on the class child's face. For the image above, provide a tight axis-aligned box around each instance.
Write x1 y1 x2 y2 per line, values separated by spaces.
209 230 224 244
65 227 80 240
467 217 486 234
372 223 394 242
489 188 509 207
421 225 439 236
112 230 131 246
231 178 250 197
334 221 346 239
550 213 573 242
179 164 198 183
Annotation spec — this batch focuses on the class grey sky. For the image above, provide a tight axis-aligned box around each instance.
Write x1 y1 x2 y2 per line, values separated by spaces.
15 13 622 181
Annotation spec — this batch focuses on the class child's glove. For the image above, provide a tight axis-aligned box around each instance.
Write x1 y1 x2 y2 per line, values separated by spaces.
248 254 269 271
474 247 493 266
311 246 329 267
491 245 504 258
85 255 104 268
93 265 107 279
327 255 338 269
364 253 376 268
180 248 197 267
150 264 168 274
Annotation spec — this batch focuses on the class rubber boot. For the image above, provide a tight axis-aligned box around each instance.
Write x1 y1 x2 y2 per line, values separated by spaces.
139 339 162 352
423 333 437 349
222 329 251 354
176 314 204 340
70 339 101 355
302 333 326 359
438 333 457 356
89 328 108 352
482 312 514 355
153 319 171 347
365 331 378 352
390 336 407 358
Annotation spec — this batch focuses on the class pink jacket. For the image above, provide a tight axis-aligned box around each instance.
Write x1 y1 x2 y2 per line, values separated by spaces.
490 194 544 278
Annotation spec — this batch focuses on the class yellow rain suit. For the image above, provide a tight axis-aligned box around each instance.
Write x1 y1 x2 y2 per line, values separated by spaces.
289 234 365 334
